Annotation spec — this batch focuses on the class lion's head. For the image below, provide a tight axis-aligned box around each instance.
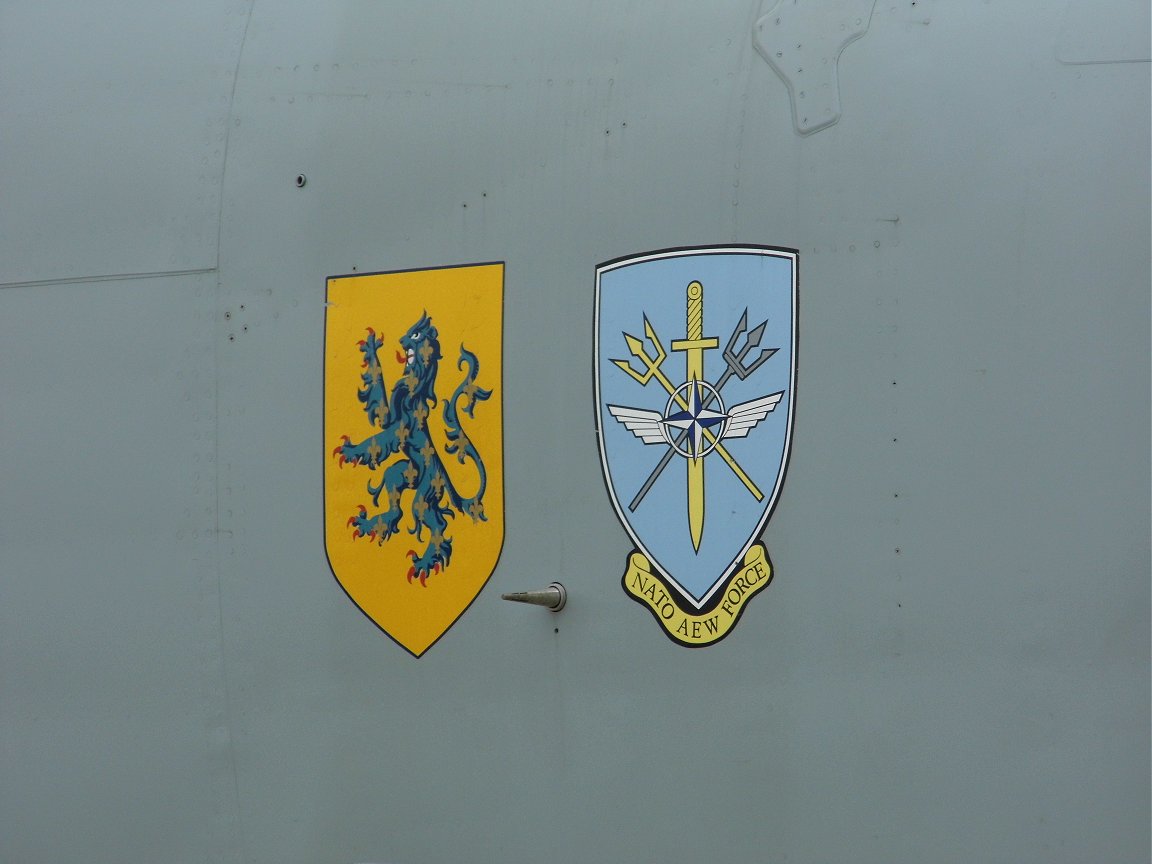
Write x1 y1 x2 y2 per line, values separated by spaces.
397 312 441 408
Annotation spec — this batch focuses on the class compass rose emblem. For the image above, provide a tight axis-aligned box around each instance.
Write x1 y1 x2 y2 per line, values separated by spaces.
660 379 729 458
595 246 797 646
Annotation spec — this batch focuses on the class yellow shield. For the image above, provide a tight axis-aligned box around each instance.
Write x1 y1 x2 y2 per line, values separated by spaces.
324 263 504 656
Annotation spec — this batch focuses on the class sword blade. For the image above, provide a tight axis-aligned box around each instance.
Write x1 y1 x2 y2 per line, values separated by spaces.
681 282 707 550
687 456 704 551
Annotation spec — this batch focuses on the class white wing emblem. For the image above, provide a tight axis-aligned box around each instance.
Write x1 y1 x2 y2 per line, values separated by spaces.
608 390 785 446
606 405 667 445
722 391 784 438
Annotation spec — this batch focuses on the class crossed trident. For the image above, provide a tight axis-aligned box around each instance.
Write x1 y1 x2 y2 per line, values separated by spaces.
611 283 779 548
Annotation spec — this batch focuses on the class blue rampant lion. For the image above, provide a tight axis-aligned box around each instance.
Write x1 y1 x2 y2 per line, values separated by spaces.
333 314 491 585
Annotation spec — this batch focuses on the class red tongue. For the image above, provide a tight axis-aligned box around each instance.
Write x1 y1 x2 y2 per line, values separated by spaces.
396 350 407 364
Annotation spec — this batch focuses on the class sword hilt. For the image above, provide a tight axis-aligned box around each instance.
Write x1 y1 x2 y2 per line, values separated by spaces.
671 281 718 370
686 280 703 341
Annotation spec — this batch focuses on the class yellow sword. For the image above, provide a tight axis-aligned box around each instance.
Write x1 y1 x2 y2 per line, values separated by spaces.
670 281 719 551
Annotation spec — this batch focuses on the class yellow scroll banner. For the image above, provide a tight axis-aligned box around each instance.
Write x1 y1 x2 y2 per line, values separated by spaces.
623 543 773 646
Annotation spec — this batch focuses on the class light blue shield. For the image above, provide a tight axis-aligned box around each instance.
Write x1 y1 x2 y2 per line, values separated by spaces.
595 246 797 609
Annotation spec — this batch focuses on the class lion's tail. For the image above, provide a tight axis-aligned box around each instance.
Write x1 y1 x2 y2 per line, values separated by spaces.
442 345 492 520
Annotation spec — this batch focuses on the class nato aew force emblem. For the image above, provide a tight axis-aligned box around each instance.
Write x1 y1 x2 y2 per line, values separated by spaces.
324 263 504 657
595 246 797 646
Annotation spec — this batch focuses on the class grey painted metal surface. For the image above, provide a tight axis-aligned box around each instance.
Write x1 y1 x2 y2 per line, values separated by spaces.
0 1 250 286
1 1 1148 862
